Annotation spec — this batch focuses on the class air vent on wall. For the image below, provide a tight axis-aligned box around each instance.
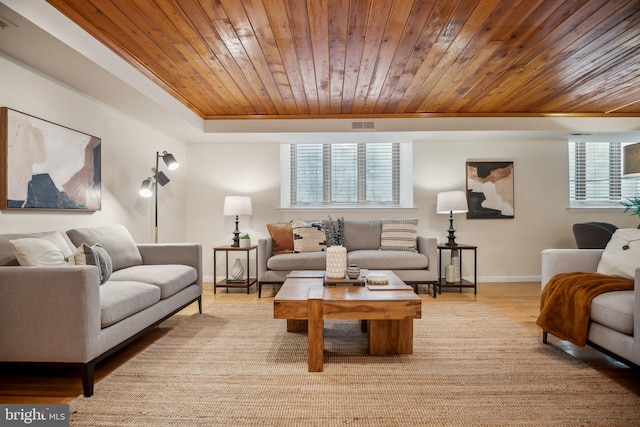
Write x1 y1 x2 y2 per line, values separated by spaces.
351 121 375 131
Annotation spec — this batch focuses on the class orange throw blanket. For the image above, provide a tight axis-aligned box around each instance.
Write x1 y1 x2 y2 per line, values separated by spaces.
536 272 633 347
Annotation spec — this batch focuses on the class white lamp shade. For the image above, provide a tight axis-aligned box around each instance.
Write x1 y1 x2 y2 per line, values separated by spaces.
224 196 252 216
436 191 468 214
623 143 640 177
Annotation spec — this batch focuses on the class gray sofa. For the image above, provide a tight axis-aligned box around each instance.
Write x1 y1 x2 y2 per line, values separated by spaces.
0 224 202 396
258 220 438 297
541 249 639 367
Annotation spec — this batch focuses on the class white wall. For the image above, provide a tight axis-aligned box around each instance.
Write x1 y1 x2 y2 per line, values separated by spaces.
186 138 640 282
0 53 188 243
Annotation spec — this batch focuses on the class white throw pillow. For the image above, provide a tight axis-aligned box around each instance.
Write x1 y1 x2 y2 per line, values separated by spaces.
380 219 418 252
291 220 327 253
596 228 640 279
9 232 74 266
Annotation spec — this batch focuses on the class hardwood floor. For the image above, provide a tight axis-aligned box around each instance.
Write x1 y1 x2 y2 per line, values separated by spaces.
1 282 638 404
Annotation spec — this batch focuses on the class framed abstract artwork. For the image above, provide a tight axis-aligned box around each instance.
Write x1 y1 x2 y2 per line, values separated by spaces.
466 161 514 219
0 107 101 210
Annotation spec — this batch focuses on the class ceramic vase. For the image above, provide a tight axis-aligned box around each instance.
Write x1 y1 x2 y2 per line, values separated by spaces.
450 249 460 282
231 258 244 280
346 264 360 279
239 239 251 248
326 245 347 278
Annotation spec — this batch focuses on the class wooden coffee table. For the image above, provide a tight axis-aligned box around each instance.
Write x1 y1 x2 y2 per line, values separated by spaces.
273 270 422 372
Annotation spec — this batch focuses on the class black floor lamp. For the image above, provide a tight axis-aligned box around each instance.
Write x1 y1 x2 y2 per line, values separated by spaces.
139 150 179 243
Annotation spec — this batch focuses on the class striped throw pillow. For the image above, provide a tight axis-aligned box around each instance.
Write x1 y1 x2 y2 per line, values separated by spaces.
379 219 418 252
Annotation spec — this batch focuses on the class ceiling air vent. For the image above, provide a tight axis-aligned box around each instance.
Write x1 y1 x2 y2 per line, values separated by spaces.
351 121 375 131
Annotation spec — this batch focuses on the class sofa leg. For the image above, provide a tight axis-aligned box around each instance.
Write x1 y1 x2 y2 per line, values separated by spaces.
80 361 96 397
197 296 203 314
542 330 548 344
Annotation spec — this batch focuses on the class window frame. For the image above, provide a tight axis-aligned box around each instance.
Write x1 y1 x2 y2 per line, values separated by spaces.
280 141 414 210
569 139 640 209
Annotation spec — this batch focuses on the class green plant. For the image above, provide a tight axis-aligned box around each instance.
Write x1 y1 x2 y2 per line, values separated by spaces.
326 216 344 246
240 233 250 239
621 198 640 217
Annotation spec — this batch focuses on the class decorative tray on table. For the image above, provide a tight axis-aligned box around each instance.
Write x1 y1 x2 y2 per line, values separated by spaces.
323 275 365 286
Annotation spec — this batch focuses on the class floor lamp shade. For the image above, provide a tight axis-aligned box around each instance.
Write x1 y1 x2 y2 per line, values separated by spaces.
224 196 252 247
623 143 640 176
139 151 179 243
436 191 468 246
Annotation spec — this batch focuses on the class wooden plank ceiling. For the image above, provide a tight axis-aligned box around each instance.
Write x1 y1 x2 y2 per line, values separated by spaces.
46 0 640 119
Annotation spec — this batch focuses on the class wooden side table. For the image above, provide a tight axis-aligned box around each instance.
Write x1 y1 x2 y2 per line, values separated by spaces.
213 245 258 294
437 244 477 297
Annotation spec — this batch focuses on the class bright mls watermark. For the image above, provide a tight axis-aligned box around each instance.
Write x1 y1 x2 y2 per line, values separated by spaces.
0 405 68 426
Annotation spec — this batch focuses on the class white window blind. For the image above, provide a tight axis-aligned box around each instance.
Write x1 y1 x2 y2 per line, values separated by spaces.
283 142 409 208
569 140 640 207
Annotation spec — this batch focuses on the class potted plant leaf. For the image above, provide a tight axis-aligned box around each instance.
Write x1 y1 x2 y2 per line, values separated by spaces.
621 198 640 228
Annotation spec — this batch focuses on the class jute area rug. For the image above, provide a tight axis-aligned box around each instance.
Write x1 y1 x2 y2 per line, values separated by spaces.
70 302 640 426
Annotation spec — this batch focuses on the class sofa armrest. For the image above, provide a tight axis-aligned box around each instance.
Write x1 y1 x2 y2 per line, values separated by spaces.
258 238 273 279
0 265 102 362
137 244 203 289
540 249 603 289
417 236 438 275
635 269 640 345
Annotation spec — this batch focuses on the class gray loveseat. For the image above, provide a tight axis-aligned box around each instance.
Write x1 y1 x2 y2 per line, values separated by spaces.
258 220 438 297
0 224 202 396
541 249 639 367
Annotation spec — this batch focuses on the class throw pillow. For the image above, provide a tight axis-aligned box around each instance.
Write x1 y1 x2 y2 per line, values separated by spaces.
379 218 418 252
67 225 142 271
9 232 74 266
74 243 113 284
266 223 294 255
597 228 640 279
291 220 327 253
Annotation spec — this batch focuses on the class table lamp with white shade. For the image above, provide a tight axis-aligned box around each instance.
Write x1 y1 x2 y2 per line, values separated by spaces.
223 196 252 247
436 191 469 246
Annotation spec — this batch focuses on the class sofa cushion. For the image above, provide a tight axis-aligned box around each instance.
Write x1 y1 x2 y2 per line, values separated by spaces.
99 281 161 328
596 228 640 279
267 223 294 255
74 243 113 284
109 264 197 299
590 290 634 335
9 232 75 266
67 224 143 271
291 220 327 253
348 250 428 270
380 219 418 252
343 221 381 251
267 252 327 270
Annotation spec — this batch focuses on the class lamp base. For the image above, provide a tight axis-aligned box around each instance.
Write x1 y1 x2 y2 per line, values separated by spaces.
445 212 458 246
231 216 240 247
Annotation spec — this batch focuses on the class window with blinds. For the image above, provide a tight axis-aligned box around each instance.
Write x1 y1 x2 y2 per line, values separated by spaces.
284 142 407 208
569 140 640 208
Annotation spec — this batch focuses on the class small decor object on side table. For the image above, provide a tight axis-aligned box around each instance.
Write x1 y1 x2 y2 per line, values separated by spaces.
231 259 244 281
239 233 251 248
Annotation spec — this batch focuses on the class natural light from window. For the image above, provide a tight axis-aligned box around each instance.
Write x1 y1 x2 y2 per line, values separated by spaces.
280 141 413 209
